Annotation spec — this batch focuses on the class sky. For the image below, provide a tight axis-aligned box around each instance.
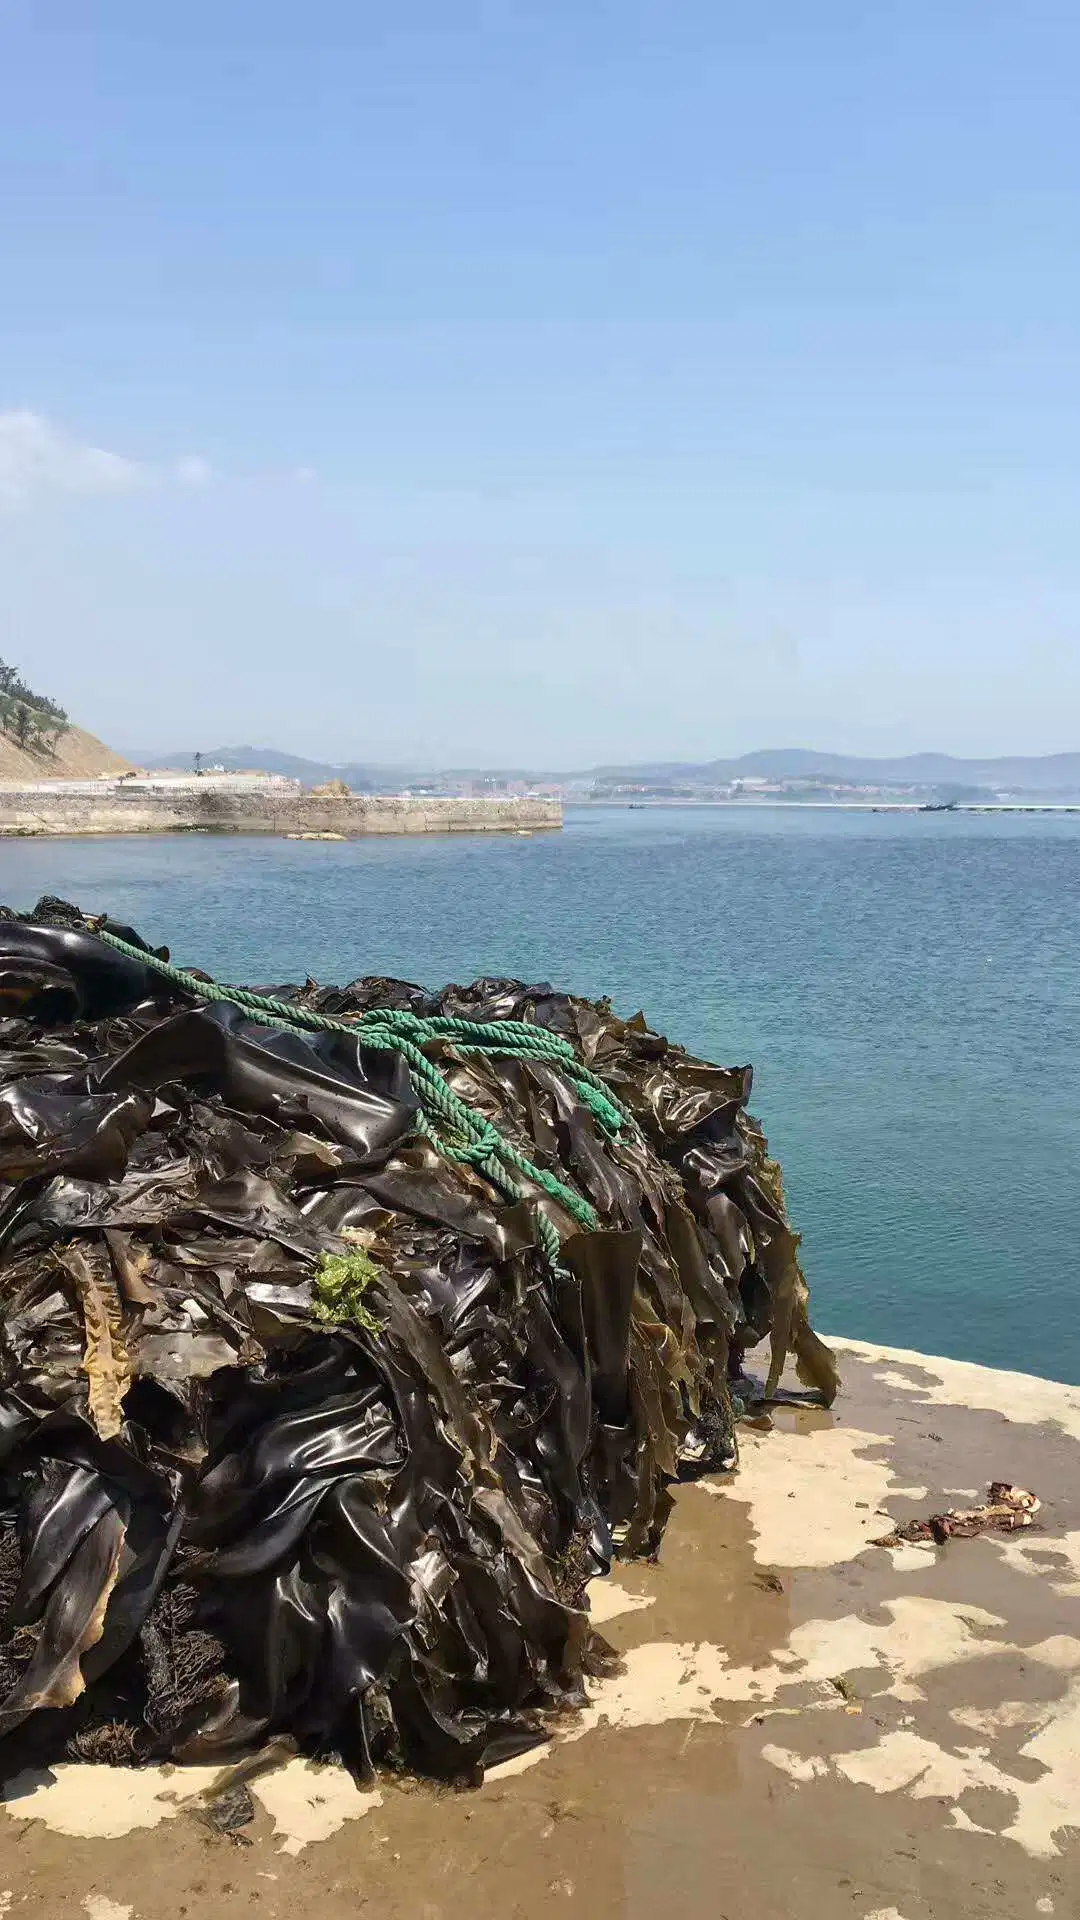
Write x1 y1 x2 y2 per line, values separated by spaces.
0 0 1078 767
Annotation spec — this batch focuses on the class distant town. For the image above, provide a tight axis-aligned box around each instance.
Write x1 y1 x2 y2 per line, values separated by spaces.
134 747 1080 810
1 656 1077 815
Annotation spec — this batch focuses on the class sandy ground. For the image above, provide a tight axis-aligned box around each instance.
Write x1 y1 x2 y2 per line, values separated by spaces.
2 1337 1079 1919
0 724 130 783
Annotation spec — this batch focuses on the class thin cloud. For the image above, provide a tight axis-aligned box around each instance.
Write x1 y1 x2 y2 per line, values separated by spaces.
0 410 147 505
173 453 214 488
0 411 317 510
0 411 217 508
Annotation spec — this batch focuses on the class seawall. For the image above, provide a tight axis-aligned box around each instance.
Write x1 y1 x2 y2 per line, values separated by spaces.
0 783 562 837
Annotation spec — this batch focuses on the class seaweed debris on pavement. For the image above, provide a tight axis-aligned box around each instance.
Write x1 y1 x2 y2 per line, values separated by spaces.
0 897 835 1785
873 1481 1041 1547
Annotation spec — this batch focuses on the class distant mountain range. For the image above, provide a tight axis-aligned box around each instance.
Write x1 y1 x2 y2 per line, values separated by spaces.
122 746 408 790
124 745 1080 796
123 745 581 787
590 750 1080 793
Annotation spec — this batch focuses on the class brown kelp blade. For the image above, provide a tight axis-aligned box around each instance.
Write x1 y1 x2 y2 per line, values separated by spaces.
0 899 834 1778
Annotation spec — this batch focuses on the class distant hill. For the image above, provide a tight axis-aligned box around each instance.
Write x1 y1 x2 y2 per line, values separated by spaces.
591 750 1080 793
124 743 1080 797
123 746 409 790
0 724 132 783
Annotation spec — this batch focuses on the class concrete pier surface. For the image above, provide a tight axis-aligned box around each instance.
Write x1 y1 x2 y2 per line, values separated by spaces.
0 778 562 836
2 1336 1078 1919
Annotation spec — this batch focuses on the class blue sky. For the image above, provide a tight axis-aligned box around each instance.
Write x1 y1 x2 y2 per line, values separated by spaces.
1 1 1077 765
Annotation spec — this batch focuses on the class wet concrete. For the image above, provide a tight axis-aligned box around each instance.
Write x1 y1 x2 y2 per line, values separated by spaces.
2 1337 1078 1919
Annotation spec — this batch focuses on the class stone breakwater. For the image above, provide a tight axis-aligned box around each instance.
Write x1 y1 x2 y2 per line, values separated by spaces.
0 782 562 837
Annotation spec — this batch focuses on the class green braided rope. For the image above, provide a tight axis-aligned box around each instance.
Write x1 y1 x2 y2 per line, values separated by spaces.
94 935 629 1133
93 924 634 1272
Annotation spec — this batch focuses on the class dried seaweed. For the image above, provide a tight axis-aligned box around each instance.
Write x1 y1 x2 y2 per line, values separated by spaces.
0 898 835 1781
58 1245 132 1441
873 1482 1040 1547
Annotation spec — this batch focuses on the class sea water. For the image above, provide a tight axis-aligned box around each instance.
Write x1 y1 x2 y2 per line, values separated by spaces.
2 806 1077 1384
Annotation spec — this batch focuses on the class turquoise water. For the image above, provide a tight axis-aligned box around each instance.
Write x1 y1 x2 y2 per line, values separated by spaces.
2 807 1078 1384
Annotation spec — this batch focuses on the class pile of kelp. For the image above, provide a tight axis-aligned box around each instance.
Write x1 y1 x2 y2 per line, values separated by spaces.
0 899 835 1783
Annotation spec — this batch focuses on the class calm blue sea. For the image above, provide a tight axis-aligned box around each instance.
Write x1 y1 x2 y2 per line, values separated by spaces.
2 807 1078 1384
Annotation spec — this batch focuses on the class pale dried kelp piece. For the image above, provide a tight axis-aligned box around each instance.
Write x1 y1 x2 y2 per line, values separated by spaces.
57 1244 132 1441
